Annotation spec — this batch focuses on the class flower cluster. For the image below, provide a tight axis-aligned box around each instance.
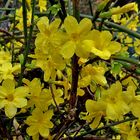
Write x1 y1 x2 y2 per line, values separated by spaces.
0 0 140 140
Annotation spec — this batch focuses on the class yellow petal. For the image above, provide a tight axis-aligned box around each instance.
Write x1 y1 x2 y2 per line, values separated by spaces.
39 126 49 138
37 16 49 33
15 87 29 97
79 18 92 35
100 31 112 44
107 41 121 54
26 125 39 136
77 88 85 96
90 114 102 129
91 46 111 60
0 99 5 108
50 18 61 33
75 41 92 58
13 98 27 108
64 16 78 34
78 75 91 88
0 87 7 98
32 133 39 140
93 74 107 86
44 64 52 82
2 79 15 93
44 110 54 120
86 100 95 113
130 101 140 118
106 104 117 120
61 41 76 59
5 104 17 118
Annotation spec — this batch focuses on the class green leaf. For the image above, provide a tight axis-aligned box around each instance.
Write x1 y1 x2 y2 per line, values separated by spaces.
111 61 122 75
18 54 24 65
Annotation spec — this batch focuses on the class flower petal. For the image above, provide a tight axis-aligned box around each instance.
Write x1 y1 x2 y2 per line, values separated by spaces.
107 41 121 54
5 104 17 118
79 18 92 35
37 16 49 33
2 79 15 93
26 125 39 136
39 126 49 138
0 87 7 98
90 114 102 129
64 16 78 34
13 98 27 108
14 87 29 97
61 41 76 59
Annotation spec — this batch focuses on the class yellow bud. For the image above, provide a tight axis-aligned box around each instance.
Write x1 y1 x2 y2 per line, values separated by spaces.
99 11 112 18
97 0 110 12
110 2 136 15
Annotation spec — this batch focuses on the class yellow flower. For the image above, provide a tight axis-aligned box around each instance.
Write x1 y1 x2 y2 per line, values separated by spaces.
0 62 21 82
123 86 140 118
80 64 107 86
38 0 47 12
84 30 121 60
31 16 65 81
134 39 140 55
0 49 11 65
84 99 106 129
110 3 138 15
25 108 54 139
101 81 129 120
23 78 50 110
23 78 64 111
61 16 92 59
122 76 138 91
35 16 62 51
115 121 139 140
16 7 32 30
0 79 28 118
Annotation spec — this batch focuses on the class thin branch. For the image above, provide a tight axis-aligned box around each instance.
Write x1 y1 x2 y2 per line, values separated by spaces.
0 28 24 44
49 84 60 112
80 14 140 39
18 0 36 85
73 116 138 139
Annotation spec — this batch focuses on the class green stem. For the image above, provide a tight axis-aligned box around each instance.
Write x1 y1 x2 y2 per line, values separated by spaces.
73 116 138 139
112 55 140 67
80 14 140 39
18 0 36 86
0 8 15 11
1 0 12 17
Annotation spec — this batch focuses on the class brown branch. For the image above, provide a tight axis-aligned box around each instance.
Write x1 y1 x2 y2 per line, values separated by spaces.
50 84 60 112
0 28 24 44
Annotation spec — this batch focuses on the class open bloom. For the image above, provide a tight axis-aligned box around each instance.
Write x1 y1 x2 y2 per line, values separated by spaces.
84 30 121 60
0 79 28 118
61 16 93 59
101 81 129 120
80 64 107 86
0 62 21 82
123 86 140 118
25 108 54 139
84 99 106 128
31 16 66 81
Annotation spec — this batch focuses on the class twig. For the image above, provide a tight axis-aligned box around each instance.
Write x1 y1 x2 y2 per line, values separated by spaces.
18 0 36 86
1 0 12 17
50 84 60 112
73 116 138 139
88 0 93 16
80 14 140 39
0 28 24 44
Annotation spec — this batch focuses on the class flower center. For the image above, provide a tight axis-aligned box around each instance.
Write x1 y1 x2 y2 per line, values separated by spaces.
6 94 14 101
110 97 117 103
71 33 79 42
